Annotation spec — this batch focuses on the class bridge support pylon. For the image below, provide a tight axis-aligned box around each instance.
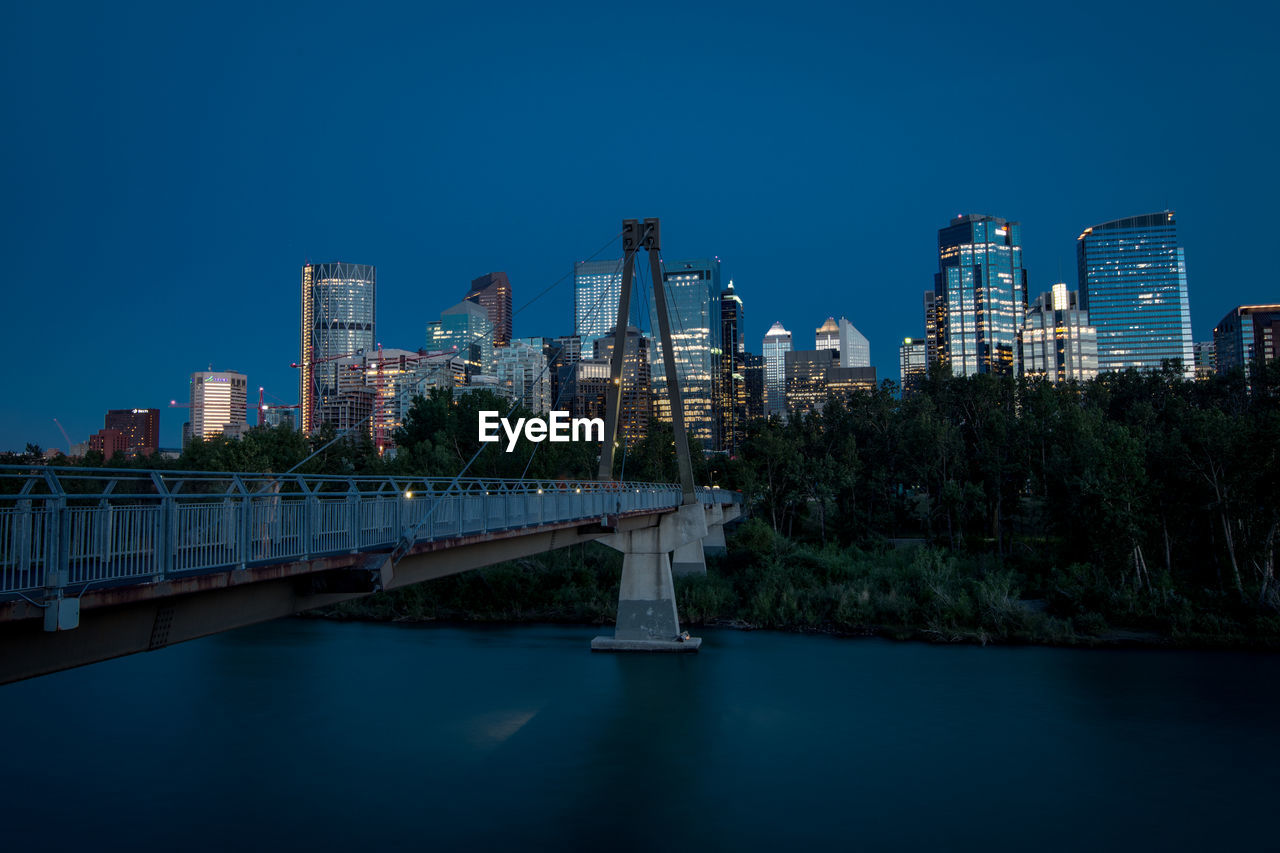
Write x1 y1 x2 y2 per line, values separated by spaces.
592 503 706 652
702 503 727 557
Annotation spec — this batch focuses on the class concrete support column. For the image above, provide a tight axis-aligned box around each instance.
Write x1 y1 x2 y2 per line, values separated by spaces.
703 504 727 557
671 538 707 577
592 503 706 652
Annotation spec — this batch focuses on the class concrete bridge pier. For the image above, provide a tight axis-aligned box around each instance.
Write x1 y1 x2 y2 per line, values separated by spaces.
592 503 707 652
702 503 727 556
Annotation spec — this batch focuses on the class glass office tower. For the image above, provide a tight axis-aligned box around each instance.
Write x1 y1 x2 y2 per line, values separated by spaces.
300 262 376 433
763 321 792 419
1021 284 1099 383
1213 304 1280 381
465 272 513 346
720 281 748 456
573 259 625 349
1077 211 1193 376
932 214 1027 377
650 258 722 450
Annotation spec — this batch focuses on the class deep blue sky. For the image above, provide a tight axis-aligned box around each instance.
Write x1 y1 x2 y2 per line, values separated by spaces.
4 1 1277 451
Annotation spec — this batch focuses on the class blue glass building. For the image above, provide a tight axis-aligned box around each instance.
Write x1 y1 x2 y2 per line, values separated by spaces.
650 258 723 450
931 215 1026 377
573 258 624 350
1077 212 1193 376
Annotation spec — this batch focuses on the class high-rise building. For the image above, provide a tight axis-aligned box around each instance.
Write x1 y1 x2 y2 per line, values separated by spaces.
763 321 792 419
899 337 928 392
496 338 551 414
427 300 494 377
931 214 1027 377
574 259 625 349
1193 340 1216 381
650 258 722 450
103 408 159 455
817 317 870 368
569 357 611 422
189 370 248 441
923 292 941 367
465 272 513 347
327 348 462 452
1213 304 1280 381
721 281 748 455
743 353 765 422
594 327 653 446
816 317 840 353
1021 284 1099 383
1077 212 1193 376
300 262 376 433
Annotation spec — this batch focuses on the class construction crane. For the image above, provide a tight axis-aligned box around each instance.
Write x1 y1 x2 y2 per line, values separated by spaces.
52 418 73 455
257 387 300 427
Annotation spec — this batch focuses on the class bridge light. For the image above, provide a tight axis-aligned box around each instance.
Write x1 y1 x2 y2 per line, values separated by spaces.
537 488 543 494
575 488 581 493
404 490 413 499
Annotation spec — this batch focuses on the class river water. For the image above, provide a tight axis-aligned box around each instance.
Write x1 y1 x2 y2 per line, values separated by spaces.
1 620 1276 850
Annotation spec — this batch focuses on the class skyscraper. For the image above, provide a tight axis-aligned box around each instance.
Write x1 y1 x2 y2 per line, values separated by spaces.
189 370 247 441
816 318 840 353
594 327 652 446
1213 304 1280 381
763 321 792 419
931 214 1027 377
650 258 722 450
838 318 870 368
1021 284 1099 383
1077 212 1193 376
721 281 748 455
899 338 928 392
574 259 624 348
300 262 376 433
427 300 494 377
465 272 513 347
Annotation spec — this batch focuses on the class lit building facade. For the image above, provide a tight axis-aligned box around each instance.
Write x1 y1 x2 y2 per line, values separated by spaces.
839 318 870 368
932 214 1027 377
763 321 792 419
1213 304 1280 381
817 317 870 368
1021 284 1099 383
103 408 159 455
743 353 765 422
650 258 722 450
427 300 494 377
574 259 625 349
496 338 552 414
594 327 653 446
816 317 840 353
299 262 376 434
189 370 248 441
720 281 748 455
1193 340 1216 381
465 272 513 347
899 337 928 392
88 429 129 461
1077 212 1193 376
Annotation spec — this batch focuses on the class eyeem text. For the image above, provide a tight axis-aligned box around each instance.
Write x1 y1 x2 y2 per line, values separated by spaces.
478 411 605 452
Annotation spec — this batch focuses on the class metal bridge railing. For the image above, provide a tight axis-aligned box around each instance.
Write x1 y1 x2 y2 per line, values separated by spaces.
0 466 741 598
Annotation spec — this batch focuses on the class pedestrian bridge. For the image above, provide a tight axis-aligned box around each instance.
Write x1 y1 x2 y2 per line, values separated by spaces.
0 466 742 683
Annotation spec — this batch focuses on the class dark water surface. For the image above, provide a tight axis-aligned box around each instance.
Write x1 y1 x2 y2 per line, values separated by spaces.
2 621 1276 851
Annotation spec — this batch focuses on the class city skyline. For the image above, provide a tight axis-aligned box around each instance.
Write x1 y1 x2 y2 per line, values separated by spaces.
4 2 1278 450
